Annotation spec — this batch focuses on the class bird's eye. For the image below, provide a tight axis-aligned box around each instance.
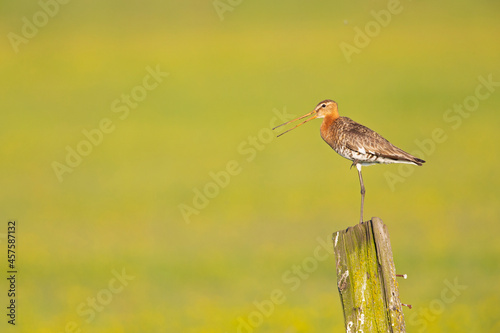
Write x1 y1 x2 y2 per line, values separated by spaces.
321 104 326 108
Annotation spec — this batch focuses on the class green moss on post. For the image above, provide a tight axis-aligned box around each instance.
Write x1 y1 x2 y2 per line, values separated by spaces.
333 217 406 333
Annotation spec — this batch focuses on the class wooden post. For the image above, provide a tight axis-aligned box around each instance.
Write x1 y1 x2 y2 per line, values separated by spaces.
333 217 406 332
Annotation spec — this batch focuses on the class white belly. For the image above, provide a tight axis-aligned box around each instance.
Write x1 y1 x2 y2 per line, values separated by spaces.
335 146 417 166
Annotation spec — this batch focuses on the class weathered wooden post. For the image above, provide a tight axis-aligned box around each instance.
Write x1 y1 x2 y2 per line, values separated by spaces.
333 217 406 332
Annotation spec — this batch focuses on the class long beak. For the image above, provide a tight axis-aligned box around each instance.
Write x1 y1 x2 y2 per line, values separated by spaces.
273 111 317 137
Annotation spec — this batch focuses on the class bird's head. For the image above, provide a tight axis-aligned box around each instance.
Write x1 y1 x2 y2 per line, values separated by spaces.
314 99 338 119
273 99 339 137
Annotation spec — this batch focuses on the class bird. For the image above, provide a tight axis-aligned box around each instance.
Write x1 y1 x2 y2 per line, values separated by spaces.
273 99 425 223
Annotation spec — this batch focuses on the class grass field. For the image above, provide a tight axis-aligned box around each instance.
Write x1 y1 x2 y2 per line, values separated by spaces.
1 1 500 332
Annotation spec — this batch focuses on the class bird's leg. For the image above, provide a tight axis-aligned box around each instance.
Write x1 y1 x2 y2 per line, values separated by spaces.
356 163 365 223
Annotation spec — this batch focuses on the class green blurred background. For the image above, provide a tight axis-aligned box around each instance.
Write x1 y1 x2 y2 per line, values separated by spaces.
1 0 499 332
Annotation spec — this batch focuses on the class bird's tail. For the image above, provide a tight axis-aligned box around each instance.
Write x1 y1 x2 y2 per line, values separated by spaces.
394 147 426 166
412 157 426 166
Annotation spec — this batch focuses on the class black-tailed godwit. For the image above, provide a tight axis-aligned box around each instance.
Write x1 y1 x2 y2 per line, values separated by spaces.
274 99 425 222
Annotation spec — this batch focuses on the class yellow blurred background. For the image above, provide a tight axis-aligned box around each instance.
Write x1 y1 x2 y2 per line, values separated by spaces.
1 0 499 332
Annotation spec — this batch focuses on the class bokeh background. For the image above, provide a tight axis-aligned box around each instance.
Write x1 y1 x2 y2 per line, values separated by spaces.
1 0 499 332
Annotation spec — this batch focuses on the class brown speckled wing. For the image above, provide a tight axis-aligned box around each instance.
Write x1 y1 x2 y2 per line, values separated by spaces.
336 117 424 165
